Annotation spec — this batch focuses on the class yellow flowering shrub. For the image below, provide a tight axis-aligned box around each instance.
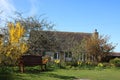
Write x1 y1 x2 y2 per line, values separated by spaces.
8 22 25 43
0 22 28 65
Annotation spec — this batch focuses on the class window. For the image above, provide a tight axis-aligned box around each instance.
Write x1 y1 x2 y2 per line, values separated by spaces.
54 52 59 59
65 52 72 58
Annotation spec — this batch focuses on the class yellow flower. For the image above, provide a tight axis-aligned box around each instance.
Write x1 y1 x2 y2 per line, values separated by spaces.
54 59 60 64
6 51 11 56
98 63 103 67
8 22 25 43
77 61 82 65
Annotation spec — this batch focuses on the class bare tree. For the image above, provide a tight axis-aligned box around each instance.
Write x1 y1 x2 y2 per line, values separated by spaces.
6 12 55 54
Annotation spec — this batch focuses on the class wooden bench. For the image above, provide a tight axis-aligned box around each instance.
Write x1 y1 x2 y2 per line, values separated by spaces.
19 55 48 73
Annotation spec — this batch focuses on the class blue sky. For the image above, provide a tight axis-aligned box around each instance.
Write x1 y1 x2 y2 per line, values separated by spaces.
0 0 120 52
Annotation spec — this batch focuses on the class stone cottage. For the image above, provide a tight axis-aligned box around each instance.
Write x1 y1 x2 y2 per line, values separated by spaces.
28 29 99 62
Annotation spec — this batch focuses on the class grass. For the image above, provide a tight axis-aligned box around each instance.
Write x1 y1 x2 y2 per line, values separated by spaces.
0 67 120 80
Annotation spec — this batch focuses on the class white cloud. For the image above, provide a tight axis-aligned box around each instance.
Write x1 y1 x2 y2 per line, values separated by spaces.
0 0 16 27
29 0 39 16
0 0 40 26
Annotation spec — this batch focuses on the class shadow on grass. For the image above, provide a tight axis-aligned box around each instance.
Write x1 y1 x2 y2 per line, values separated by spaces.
0 74 14 80
22 67 55 74
47 73 77 80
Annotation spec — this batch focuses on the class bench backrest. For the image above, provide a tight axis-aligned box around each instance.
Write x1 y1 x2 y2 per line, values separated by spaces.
20 55 42 66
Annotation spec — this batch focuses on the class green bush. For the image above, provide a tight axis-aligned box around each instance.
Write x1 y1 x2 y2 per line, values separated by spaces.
0 66 14 74
77 61 97 70
46 61 61 70
110 58 120 67
102 63 115 68
0 66 14 80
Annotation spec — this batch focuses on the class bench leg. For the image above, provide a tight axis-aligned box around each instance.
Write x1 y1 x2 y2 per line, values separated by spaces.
44 64 46 70
40 64 46 71
19 64 24 73
41 65 43 71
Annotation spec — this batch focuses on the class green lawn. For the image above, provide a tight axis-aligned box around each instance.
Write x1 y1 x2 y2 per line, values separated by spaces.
1 68 120 80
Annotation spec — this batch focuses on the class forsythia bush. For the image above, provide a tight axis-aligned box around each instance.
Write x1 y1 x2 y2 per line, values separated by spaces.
8 22 25 43
0 22 28 65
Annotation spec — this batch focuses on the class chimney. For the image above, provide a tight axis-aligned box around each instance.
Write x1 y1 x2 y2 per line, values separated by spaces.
93 29 99 38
